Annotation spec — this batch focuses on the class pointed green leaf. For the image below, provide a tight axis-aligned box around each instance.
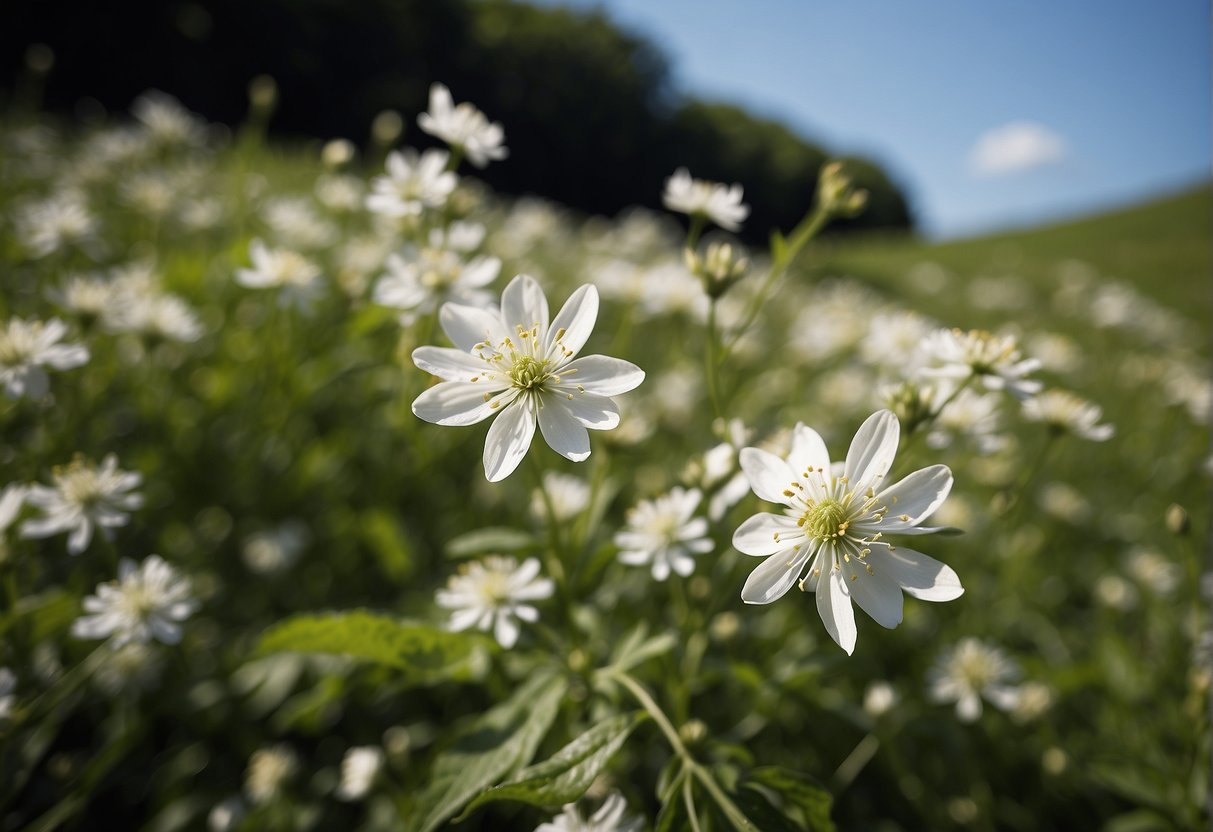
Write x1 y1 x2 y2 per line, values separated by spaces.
445 526 538 558
460 711 644 817
409 670 568 832
256 611 490 684
745 766 836 832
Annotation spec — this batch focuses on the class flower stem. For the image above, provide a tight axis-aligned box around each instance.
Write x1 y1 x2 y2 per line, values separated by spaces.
704 299 723 420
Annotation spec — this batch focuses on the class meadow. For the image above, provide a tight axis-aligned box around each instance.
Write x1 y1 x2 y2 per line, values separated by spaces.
0 90 1208 831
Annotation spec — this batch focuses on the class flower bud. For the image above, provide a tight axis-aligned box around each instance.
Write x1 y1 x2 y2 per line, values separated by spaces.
817 161 868 218
882 381 935 436
1166 503 1189 536
679 719 708 747
685 240 749 299
371 110 404 148
248 74 278 115
321 138 356 169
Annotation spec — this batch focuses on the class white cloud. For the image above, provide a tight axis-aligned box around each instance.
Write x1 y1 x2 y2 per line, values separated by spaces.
969 121 1067 177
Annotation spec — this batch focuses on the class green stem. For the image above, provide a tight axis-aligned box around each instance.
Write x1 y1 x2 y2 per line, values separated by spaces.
704 299 723 420
683 775 704 832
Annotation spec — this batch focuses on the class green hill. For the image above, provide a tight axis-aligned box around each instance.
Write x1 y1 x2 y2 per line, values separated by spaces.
811 185 1211 324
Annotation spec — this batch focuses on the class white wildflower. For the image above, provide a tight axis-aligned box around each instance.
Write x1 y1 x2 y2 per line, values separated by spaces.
132 90 208 147
336 746 385 801
365 148 457 218
863 681 899 718
436 556 554 648
15 191 99 258
927 638 1021 722
662 168 749 231
411 275 645 482
0 317 89 400
1021 389 1114 441
21 455 143 554
235 240 323 308
615 486 713 581
732 410 963 655
373 229 501 319
242 521 310 575
245 745 298 805
71 555 197 647
418 83 508 168
919 328 1042 400
536 791 643 832
531 472 592 523
207 796 247 832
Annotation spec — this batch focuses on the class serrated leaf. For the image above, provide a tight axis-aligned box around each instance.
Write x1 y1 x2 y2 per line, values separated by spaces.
409 670 568 832
445 526 538 558
460 711 644 817
256 611 489 684
745 767 836 832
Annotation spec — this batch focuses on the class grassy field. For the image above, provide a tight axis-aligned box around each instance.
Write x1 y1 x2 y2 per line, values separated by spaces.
0 105 1208 832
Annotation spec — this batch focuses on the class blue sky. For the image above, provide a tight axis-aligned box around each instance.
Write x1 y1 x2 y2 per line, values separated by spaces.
532 0 1211 238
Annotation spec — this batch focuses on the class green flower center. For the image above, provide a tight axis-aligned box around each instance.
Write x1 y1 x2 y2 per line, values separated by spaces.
802 499 849 541
509 356 551 391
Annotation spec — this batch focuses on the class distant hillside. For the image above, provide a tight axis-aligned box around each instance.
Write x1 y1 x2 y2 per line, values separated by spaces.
811 185 1211 323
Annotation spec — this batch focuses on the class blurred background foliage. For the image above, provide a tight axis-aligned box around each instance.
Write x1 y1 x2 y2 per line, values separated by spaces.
0 0 912 241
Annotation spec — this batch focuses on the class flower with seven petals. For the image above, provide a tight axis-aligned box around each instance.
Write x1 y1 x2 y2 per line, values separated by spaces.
412 274 645 481
732 410 963 654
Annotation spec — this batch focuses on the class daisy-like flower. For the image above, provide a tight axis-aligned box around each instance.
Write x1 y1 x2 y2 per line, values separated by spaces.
927 637 1021 722
732 410 963 655
436 555 554 648
71 555 197 647
615 487 713 580
20 454 144 555
412 274 645 482
530 472 592 523
536 791 643 832
418 83 508 168
662 167 750 232
0 317 90 399
132 90 208 148
235 240 323 308
336 746 385 801
1021 389 1114 441
50 273 124 326
918 328 1042 400
16 191 99 258
365 148 457 218
373 228 501 318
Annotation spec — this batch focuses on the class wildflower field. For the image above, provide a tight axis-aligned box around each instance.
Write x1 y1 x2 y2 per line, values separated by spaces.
0 89 1208 832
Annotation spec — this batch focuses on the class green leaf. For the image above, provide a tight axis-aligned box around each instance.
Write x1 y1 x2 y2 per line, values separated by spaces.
409 670 568 832
445 526 538 558
256 611 489 684
358 509 416 580
745 767 836 832
608 623 678 674
460 711 644 817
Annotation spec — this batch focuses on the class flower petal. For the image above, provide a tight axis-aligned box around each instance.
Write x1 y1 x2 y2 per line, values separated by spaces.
483 397 537 482
556 355 645 397
412 346 495 382
738 447 796 505
817 569 857 655
875 464 953 527
787 423 831 479
537 399 591 462
733 513 802 557
844 410 900 491
439 303 508 353
413 382 515 426
741 546 812 605
558 392 620 430
846 565 904 629
870 544 964 601
494 613 520 648
501 274 549 335
545 284 598 359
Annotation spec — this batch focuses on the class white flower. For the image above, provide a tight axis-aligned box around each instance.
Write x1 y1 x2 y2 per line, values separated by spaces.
51 273 124 324
71 555 197 647
373 230 501 318
418 83 508 168
0 317 89 399
314 173 364 213
863 681 899 718
927 638 1021 722
412 274 645 482
262 196 339 250
919 328 1042 400
110 293 205 343
531 472 592 523
732 410 963 655
242 521 310 575
615 487 712 581
436 556 554 648
926 387 1006 455
245 745 298 805
236 240 323 308
336 745 385 801
1021 389 1114 441
365 148 457 217
15 192 99 258
0 667 16 720
662 167 749 232
207 796 247 832
132 90 208 147
536 791 643 832
21 454 143 554
1126 548 1181 596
